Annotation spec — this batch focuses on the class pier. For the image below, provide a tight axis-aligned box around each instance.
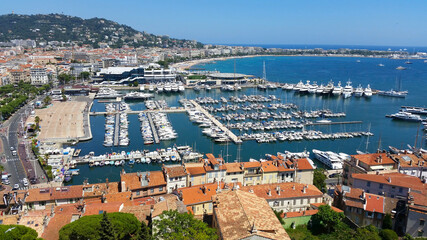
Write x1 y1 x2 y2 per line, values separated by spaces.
147 113 160 144
89 108 187 116
189 100 242 144
113 113 120 146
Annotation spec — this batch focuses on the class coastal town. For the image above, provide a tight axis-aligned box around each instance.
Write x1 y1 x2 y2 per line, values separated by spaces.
0 11 426 240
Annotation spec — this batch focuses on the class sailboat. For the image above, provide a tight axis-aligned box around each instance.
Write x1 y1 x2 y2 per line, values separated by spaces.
378 76 408 98
356 124 371 154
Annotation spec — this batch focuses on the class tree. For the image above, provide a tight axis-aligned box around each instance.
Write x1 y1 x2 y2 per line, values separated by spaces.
153 210 217 240
313 168 327 193
59 212 140 240
379 229 398 240
310 204 344 234
133 81 139 87
137 221 152 240
43 96 51 106
0 224 40 240
100 211 116 240
354 225 381 240
79 71 90 80
382 213 393 230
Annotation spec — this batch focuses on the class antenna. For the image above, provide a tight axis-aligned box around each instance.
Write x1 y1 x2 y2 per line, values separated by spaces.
263 61 267 81
235 144 241 163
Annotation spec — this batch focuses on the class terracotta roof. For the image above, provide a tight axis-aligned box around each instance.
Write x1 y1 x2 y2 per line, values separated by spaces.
293 158 315 170
84 202 123 216
82 182 120 198
105 191 131 203
121 204 152 223
179 182 239 206
352 172 427 191
351 153 395 166
26 185 84 202
240 182 322 200
282 209 318 218
365 193 385 213
393 154 426 168
411 191 427 208
243 161 261 168
42 204 81 240
186 166 206 175
151 195 186 218
213 190 290 240
120 171 166 191
206 153 219 165
163 165 187 178
261 161 279 173
224 162 244 173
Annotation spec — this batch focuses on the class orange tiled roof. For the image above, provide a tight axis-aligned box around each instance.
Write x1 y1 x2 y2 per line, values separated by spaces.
42 204 81 240
164 165 187 178
240 182 322 200
282 209 318 218
243 161 261 168
179 182 238 206
26 185 84 202
393 154 426 168
351 153 395 166
225 162 244 173
84 202 123 216
261 161 279 173
120 171 166 191
186 166 206 175
352 172 426 191
365 193 385 213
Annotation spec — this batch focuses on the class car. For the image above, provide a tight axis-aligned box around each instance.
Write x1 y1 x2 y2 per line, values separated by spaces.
30 178 37 184
22 178 29 187
10 147 14 151
12 184 19 190
12 151 17 156
329 173 340 178
2 179 10 185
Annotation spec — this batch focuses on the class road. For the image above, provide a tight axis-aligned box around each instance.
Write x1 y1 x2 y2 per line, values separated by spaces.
1 97 47 188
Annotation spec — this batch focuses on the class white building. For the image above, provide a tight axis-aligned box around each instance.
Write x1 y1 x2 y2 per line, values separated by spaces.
30 66 49 85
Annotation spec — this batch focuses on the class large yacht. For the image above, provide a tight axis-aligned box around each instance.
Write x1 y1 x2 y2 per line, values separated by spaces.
316 84 324 94
364 84 373 97
293 81 304 91
308 81 318 94
312 149 343 169
323 81 334 94
387 111 424 122
332 81 343 96
354 84 364 97
342 80 353 98
299 80 310 93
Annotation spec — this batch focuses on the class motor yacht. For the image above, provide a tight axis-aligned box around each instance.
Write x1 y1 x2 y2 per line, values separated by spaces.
354 84 364 97
332 81 343 96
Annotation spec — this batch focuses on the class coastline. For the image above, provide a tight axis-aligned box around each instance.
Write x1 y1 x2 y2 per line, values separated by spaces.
171 54 423 71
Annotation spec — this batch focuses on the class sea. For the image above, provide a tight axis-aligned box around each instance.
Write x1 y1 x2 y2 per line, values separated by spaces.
66 55 427 185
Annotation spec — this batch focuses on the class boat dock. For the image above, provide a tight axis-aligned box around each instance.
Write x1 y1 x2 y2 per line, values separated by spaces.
89 108 186 116
114 113 120 146
189 100 242 144
147 113 160 144
305 121 363 126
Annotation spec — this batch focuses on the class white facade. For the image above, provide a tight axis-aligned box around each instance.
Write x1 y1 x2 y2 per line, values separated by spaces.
30 67 49 85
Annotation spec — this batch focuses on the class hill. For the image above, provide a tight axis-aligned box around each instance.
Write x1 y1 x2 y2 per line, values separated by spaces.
0 13 203 48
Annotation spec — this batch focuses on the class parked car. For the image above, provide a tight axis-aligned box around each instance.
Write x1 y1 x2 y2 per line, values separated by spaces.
22 178 29 187
10 147 14 151
2 179 10 185
30 178 37 184
12 150 17 156
12 184 19 190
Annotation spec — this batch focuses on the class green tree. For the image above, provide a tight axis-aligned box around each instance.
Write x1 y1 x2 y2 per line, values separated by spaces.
133 81 139 87
43 96 51 106
153 210 217 240
100 211 116 240
59 212 140 240
310 204 345 234
354 225 381 240
382 213 393 230
137 221 152 240
79 71 90 80
273 209 284 225
379 229 398 240
313 168 327 193
0 224 40 240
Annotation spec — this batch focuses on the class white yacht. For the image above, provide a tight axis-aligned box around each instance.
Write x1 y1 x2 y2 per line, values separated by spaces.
343 80 353 98
164 83 172 92
171 82 179 92
308 81 318 94
364 84 373 97
148 84 155 92
387 111 424 122
299 80 310 93
332 81 343 96
293 81 304 91
354 84 364 97
157 84 164 93
323 81 334 94
316 84 324 94
178 84 185 92
312 149 343 169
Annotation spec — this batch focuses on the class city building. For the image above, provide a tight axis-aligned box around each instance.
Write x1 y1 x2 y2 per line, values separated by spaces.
162 165 187 193
392 153 427 180
185 162 207 186
212 190 290 240
30 66 49 85
120 171 167 198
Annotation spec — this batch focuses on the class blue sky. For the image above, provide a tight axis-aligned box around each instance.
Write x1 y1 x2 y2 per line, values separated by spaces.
1 0 427 46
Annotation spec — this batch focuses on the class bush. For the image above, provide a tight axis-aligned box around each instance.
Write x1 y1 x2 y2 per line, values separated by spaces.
0 224 39 240
59 212 140 240
379 229 398 240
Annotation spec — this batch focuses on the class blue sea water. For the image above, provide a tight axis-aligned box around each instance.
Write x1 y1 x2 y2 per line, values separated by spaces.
220 44 427 52
67 56 427 185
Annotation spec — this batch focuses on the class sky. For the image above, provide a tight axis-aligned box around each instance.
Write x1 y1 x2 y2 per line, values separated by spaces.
1 0 427 47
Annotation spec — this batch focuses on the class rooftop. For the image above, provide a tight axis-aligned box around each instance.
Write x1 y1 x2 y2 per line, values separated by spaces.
240 182 323 200
163 165 187 178
213 190 290 240
352 172 426 191
351 153 396 166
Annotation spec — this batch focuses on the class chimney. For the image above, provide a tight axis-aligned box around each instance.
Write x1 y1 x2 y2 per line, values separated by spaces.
379 155 382 163
249 188 253 193
251 222 258 234
303 185 306 194
303 210 306 216
276 186 281 195
284 212 287 218
361 190 365 199
410 160 412 166
268 189 272 196
202 186 206 194
121 181 126 192
387 177 391 183
292 185 295 190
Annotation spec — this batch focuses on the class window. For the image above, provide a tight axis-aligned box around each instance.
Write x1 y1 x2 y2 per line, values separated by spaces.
191 176 194 182
39 201 46 206
379 184 383 189
377 213 382 219
418 230 424 237
136 191 140 196
209 203 212 210
367 181 371 187
420 219 425 226
150 188 154 193
159 187 163 192
366 212 374 218
399 187 403 193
